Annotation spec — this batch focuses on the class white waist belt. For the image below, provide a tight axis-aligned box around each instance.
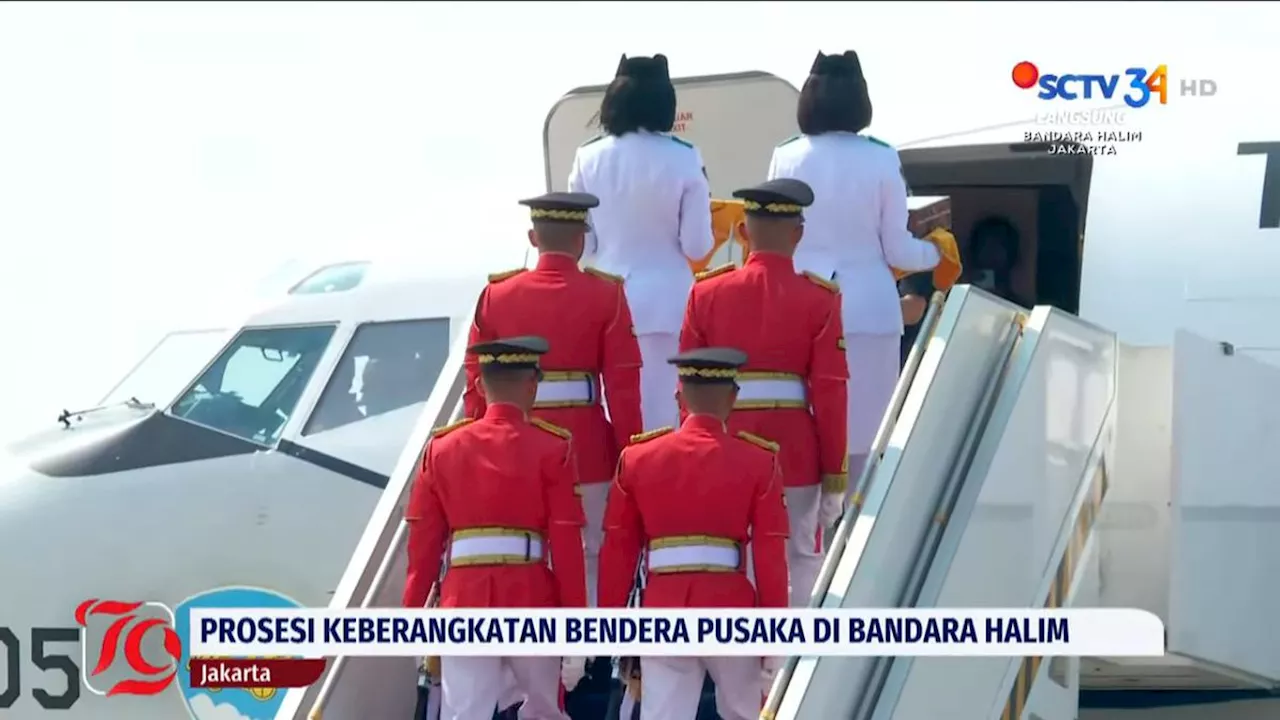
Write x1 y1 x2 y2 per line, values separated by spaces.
535 377 596 405
449 532 544 565
734 377 806 403
647 544 741 573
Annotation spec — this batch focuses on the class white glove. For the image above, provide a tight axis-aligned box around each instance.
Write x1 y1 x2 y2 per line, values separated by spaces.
761 656 784 688
561 656 587 691
818 492 844 529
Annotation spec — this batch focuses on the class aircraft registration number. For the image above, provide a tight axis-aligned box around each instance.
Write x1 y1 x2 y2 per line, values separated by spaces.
0 626 82 710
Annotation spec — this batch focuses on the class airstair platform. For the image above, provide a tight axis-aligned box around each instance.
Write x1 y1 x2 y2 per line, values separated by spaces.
273 286 1120 720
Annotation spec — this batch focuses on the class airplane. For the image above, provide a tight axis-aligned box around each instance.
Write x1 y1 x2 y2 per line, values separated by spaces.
2 56 1277 720
274 61 1280 720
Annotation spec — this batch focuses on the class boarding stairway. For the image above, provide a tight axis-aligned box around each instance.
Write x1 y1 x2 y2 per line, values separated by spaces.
273 285 1119 720
762 286 1118 720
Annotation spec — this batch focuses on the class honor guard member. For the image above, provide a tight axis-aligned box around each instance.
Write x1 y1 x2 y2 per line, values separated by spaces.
598 348 790 720
679 178 849 607
767 51 945 485
568 53 715 432
465 192 643 612
405 336 587 720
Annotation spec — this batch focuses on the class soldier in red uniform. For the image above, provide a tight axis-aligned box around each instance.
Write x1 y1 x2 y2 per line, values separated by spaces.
598 348 790 720
464 191 643 617
679 178 849 608
405 336 586 720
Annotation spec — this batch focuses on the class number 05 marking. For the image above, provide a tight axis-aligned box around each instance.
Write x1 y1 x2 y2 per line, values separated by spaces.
0 627 18 708
0 627 82 710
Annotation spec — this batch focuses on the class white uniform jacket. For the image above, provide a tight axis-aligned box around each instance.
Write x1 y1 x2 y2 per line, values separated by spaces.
768 132 940 336
569 130 715 336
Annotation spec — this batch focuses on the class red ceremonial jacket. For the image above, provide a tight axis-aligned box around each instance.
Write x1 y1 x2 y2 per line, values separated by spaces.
403 403 587 609
464 252 643 483
597 414 790 610
679 251 849 489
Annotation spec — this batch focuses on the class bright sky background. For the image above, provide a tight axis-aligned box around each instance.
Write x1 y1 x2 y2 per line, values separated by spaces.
0 1 1275 440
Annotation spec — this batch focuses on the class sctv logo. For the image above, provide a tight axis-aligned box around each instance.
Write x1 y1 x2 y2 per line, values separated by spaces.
1012 61 1168 109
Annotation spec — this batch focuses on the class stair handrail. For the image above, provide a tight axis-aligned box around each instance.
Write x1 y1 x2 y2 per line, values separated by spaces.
761 290 947 718
850 310 1026 720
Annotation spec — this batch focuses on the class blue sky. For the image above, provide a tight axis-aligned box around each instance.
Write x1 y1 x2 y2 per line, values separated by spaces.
0 1 1274 439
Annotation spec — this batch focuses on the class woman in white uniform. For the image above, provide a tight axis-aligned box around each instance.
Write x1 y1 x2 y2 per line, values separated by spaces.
568 54 715 431
768 50 943 482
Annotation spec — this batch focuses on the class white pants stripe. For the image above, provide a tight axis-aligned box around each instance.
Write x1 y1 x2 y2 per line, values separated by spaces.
637 332 680 431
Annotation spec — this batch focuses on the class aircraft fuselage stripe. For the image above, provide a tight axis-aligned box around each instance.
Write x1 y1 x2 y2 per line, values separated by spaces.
277 439 390 489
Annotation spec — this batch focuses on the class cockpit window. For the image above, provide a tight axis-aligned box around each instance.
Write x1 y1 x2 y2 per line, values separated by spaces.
100 329 230 407
300 318 450 475
289 262 369 295
170 324 336 444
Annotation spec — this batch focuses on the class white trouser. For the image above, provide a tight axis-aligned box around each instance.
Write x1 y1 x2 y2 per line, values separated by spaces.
426 679 443 720
496 665 524 714
441 656 565 720
637 332 680 431
845 333 901 456
580 481 610 607
640 656 763 720
619 692 637 719
784 485 822 607
821 453 871 550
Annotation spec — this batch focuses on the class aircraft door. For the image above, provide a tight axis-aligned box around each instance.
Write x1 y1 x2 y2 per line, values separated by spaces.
1167 329 1280 685
542 70 801 268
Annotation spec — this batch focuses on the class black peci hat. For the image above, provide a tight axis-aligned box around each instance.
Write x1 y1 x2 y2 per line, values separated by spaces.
615 54 671 82
809 50 864 78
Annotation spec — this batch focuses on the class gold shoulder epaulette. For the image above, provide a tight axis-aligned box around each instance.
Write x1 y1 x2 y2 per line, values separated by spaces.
431 418 474 438
530 417 572 440
583 267 624 284
630 427 674 444
803 271 840 293
695 264 735 282
736 430 779 453
487 268 527 284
